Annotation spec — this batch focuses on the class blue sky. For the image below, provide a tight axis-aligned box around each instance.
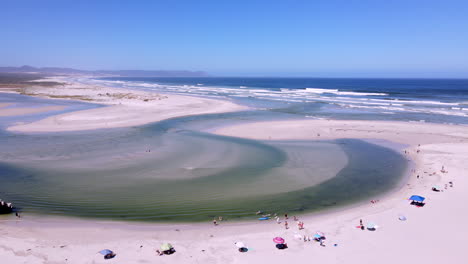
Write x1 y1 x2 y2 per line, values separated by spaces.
2 0 468 77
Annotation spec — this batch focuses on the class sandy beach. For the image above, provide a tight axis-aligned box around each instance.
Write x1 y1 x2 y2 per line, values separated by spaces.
1 119 467 263
2 77 247 132
3 0 468 262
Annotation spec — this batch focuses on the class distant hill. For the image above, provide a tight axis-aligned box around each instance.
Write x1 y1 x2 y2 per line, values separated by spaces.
0 65 208 77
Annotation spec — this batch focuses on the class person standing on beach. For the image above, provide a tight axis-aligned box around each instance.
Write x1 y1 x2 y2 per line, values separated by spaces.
285 221 289 229
299 221 304 230
213 218 217 226
284 213 288 220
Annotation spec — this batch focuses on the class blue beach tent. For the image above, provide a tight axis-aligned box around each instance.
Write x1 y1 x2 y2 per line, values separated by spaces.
409 195 425 202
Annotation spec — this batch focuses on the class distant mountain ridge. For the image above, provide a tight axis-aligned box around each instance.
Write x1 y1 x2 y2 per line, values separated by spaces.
0 65 208 77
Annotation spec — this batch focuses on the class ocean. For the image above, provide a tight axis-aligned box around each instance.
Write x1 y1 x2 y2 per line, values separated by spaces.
96 77 468 124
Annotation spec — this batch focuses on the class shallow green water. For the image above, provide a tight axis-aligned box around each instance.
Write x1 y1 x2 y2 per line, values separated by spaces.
0 124 407 222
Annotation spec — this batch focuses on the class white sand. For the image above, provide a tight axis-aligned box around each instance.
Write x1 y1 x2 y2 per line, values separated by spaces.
1 119 468 263
4 77 247 132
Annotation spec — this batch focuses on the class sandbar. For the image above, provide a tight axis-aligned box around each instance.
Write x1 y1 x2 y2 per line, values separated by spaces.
4 77 247 132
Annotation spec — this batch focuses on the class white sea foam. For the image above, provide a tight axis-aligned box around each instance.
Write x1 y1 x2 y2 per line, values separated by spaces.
388 99 459 106
293 88 388 96
109 79 467 118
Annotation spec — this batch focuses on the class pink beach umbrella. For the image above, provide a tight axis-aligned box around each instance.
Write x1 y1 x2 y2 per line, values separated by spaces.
273 237 285 244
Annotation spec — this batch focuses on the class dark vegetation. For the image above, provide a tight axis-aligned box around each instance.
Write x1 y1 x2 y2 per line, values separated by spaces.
0 73 64 89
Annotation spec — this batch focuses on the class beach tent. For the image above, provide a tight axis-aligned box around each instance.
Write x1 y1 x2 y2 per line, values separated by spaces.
409 195 425 202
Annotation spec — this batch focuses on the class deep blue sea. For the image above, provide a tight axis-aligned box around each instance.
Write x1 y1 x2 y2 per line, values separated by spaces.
96 77 468 124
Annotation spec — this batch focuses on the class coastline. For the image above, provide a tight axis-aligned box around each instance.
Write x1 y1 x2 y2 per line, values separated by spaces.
1 118 467 263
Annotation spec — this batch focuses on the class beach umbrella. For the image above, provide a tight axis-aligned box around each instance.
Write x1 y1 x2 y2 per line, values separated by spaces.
398 215 407 221
313 234 322 239
409 195 425 202
367 222 378 230
160 243 173 251
98 249 113 255
235 242 245 248
273 237 285 244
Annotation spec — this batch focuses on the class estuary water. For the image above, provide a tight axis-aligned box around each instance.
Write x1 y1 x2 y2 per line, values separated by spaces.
0 78 423 222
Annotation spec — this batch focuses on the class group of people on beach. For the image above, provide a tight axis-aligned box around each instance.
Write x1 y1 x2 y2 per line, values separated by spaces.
213 216 224 226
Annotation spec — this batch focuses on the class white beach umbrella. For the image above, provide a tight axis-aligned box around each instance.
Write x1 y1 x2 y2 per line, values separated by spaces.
235 242 245 248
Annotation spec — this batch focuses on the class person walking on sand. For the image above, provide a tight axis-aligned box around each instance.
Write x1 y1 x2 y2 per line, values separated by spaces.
213 218 218 226
299 221 304 230
285 221 289 229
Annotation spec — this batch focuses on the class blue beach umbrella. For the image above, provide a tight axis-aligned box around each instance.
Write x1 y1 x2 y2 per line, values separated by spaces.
99 249 113 255
409 195 425 202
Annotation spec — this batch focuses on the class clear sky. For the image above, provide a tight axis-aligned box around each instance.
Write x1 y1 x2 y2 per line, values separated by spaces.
2 0 468 77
